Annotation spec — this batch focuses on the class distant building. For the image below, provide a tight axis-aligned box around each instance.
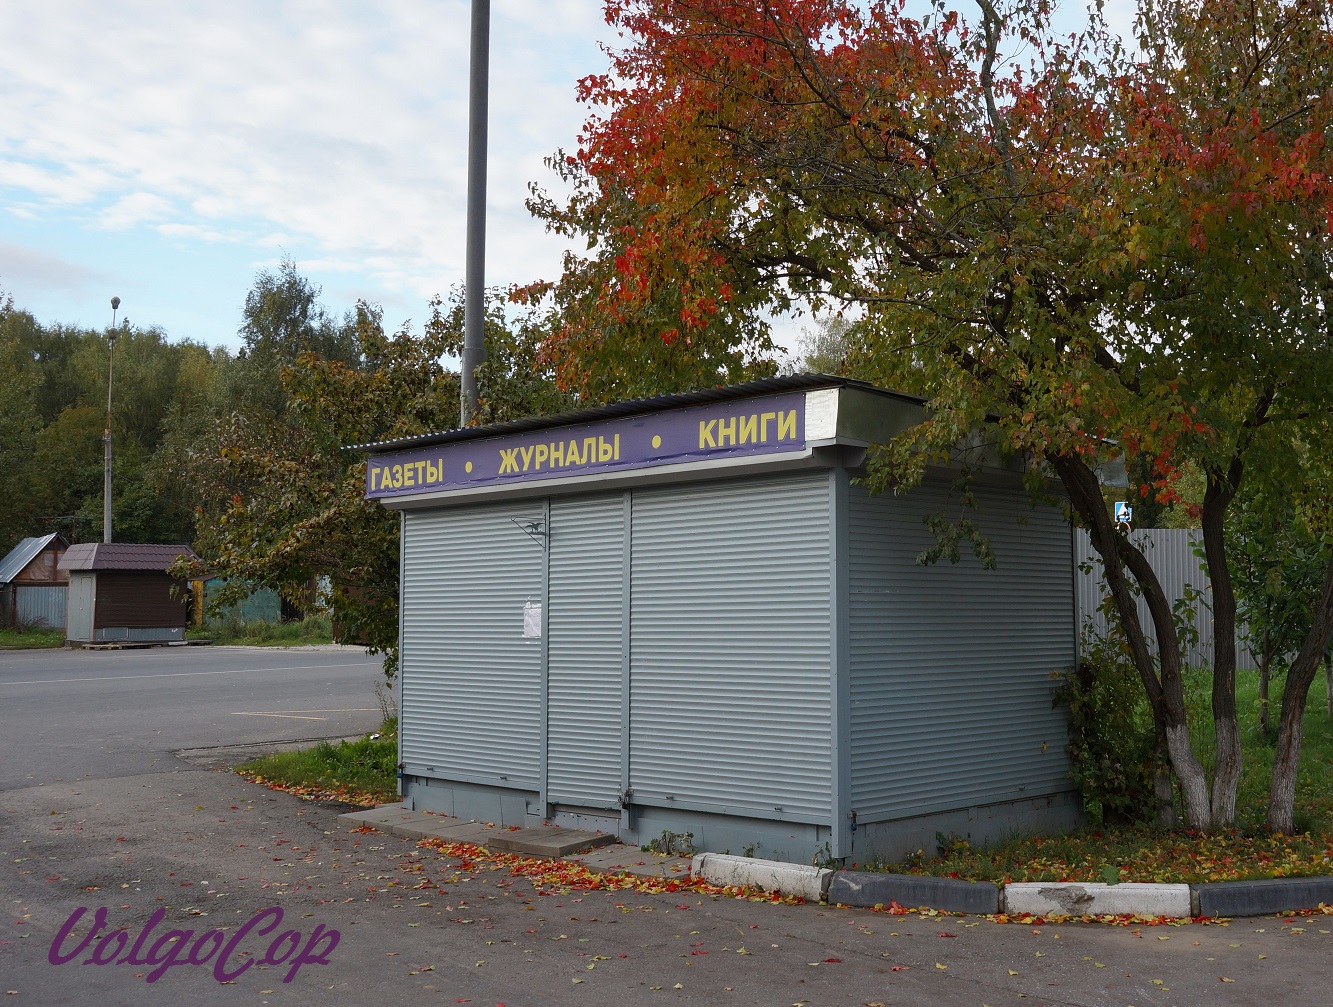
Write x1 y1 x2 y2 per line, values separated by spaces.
58 543 200 644
0 533 70 629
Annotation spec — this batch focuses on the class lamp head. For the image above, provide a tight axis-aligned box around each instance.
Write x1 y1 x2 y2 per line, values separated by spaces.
110 296 120 311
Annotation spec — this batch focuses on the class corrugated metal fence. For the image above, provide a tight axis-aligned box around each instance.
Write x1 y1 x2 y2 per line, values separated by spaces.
1074 528 1258 672
15 585 66 630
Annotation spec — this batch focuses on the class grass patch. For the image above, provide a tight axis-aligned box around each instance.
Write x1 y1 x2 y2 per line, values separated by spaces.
871 826 1333 885
869 665 1333 883
188 614 335 647
0 625 65 649
238 718 398 806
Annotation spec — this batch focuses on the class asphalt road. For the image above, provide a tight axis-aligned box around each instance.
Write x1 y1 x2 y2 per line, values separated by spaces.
0 645 385 791
1 645 1331 1006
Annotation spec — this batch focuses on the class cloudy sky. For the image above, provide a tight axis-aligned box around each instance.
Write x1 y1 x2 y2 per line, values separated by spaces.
0 2 1134 353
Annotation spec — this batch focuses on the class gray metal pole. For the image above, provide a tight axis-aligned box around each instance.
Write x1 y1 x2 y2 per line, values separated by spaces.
460 0 490 426
103 297 120 544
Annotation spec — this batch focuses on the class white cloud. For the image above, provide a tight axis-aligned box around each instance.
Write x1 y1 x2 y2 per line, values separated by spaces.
0 1 607 313
0 242 108 290
0 2 1141 348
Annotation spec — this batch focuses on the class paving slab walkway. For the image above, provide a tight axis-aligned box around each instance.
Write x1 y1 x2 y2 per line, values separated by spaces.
339 804 693 879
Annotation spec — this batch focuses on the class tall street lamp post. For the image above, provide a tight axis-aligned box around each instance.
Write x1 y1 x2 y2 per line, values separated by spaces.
460 0 490 426
104 296 120 544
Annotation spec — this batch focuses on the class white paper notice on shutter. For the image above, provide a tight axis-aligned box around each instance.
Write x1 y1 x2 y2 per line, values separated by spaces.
522 600 542 639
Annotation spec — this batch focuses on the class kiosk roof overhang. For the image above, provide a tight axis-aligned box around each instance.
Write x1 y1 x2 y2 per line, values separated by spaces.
352 374 919 454
354 376 943 510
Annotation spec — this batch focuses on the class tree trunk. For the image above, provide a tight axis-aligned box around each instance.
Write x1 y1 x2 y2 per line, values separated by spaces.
1153 730 1179 827
1202 462 1243 827
1268 558 1333 832
1050 453 1211 828
1116 528 1213 829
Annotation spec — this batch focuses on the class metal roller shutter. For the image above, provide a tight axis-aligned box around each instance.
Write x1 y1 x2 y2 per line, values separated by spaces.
629 473 834 824
848 478 1074 820
546 494 626 809
401 501 545 787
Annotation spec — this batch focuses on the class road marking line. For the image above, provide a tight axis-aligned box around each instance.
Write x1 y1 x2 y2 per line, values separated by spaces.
0 663 376 686
231 713 328 721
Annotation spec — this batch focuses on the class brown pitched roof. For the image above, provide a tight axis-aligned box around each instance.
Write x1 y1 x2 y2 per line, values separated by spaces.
58 543 199 573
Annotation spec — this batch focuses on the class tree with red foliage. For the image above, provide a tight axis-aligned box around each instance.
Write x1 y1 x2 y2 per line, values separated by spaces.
527 0 1333 831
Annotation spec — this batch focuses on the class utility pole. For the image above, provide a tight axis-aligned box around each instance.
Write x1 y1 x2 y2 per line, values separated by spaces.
104 297 120 543
460 0 490 426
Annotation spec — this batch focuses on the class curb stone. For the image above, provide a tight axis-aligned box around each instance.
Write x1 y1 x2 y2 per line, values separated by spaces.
341 807 1333 919
827 872 999 914
1193 876 1333 918
1004 881 1192 918
829 870 1333 918
690 852 832 902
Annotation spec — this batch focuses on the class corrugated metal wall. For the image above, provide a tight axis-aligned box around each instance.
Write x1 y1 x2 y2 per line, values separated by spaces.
15 585 65 629
400 501 545 786
546 494 625 809
629 474 835 825
93 572 187 629
848 479 1075 822
1073 528 1258 672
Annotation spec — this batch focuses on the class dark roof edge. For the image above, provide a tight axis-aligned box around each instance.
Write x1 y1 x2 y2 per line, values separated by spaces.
350 374 926 454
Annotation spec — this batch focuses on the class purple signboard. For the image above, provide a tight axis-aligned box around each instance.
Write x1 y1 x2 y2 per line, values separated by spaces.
365 391 807 500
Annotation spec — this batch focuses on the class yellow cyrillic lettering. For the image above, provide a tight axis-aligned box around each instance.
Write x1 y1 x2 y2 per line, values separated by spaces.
739 414 757 445
614 433 620 460
583 437 597 465
778 410 797 440
598 436 613 462
403 464 415 487
699 419 717 449
390 465 402 489
760 411 776 441
415 460 426 485
567 439 581 465
717 416 737 446
534 443 549 469
550 441 564 467
520 445 535 471
499 448 519 474
368 467 380 491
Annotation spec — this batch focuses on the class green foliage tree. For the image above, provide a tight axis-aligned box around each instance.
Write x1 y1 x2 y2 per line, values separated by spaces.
0 291 211 552
180 279 573 681
1230 481 1331 735
231 255 359 418
0 293 43 548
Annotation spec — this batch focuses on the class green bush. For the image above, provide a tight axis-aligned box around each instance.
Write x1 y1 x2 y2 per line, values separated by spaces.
1054 628 1158 825
188 613 334 646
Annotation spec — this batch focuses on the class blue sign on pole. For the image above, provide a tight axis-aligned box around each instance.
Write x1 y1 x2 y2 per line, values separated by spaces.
365 391 808 501
1114 501 1133 525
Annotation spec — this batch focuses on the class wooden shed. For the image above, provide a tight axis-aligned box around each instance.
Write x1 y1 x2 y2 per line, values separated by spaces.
58 543 199 644
0 533 69 629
